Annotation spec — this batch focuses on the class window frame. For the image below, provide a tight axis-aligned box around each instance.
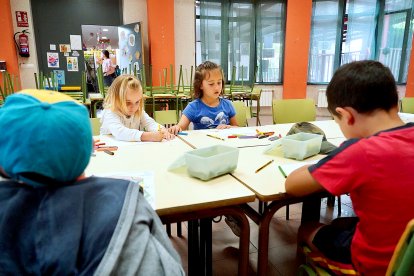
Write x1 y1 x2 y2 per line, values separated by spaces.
196 0 286 85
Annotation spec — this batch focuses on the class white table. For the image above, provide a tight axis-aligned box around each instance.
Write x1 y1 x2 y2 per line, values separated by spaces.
179 120 345 275
86 136 255 276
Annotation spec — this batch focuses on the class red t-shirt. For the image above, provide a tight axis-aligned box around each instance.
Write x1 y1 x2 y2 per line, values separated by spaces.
309 123 414 275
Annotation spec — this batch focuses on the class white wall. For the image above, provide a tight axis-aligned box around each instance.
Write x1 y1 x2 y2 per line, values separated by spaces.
174 0 196 84
10 0 39 89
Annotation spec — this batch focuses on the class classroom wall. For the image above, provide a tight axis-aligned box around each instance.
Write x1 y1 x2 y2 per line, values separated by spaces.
147 0 175 86
122 0 149 80
174 0 196 85
9 0 38 89
283 0 312 99
5 0 414 97
30 0 122 86
0 0 20 87
405 38 414 97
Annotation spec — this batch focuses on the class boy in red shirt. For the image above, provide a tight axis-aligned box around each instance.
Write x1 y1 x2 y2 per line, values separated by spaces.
285 60 414 274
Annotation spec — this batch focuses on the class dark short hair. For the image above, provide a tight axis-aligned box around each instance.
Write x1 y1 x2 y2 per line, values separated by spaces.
102 50 110 58
193 61 225 99
326 60 398 117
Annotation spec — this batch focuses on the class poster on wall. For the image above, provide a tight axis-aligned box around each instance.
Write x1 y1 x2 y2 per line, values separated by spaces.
53 70 65 85
47 52 59 68
66 57 78 71
59 44 71 53
15 11 29 27
118 23 143 73
70 35 82 50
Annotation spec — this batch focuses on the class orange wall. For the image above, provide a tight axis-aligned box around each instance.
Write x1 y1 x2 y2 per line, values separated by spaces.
283 0 312 99
0 0 20 85
147 0 175 86
405 38 414 97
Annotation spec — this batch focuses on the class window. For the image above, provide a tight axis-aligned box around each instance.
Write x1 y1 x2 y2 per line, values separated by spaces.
196 0 286 84
308 0 414 84
379 0 414 82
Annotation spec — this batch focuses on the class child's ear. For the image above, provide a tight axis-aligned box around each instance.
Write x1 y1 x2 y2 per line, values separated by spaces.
335 107 355 125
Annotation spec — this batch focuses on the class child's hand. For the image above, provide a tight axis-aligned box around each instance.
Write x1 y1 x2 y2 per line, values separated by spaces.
141 131 164 142
167 125 182 135
161 129 175 140
216 124 232 129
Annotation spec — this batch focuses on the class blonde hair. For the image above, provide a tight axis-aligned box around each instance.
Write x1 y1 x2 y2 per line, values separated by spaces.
104 75 144 118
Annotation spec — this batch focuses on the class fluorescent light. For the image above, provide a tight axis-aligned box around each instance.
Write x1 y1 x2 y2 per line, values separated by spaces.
102 28 109 32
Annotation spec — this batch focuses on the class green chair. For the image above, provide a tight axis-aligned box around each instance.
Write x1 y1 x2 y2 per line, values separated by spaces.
298 219 414 276
90 117 101 136
231 100 248 127
154 109 178 128
386 219 414 276
249 87 262 126
1 71 18 103
272 99 316 124
400 97 414 114
271 99 340 219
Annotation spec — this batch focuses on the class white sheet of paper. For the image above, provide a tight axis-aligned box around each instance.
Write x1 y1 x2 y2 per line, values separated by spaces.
70 35 82 50
278 161 317 178
91 171 156 209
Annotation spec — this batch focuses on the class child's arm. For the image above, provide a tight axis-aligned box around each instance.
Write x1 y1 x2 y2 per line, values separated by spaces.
140 131 164 142
285 165 325 197
168 115 191 135
216 116 238 129
101 110 144 141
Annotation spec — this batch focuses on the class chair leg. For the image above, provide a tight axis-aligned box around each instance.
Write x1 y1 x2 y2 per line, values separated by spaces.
166 223 172 237
177 222 182 237
327 196 335 207
286 204 290 220
337 196 341 217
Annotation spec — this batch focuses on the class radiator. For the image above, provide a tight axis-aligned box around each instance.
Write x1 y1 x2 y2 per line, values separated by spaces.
317 89 328 108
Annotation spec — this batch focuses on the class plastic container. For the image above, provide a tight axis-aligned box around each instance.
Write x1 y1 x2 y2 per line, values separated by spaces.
184 145 239 181
281 132 323 160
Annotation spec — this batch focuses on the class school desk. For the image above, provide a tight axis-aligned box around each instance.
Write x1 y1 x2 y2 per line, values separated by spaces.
85 137 255 276
178 120 345 275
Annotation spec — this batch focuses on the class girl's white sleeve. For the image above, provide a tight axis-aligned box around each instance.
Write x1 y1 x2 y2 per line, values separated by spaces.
100 110 144 141
140 111 162 132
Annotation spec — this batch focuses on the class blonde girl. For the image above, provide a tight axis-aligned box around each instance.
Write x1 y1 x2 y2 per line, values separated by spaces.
168 61 238 134
100 75 174 141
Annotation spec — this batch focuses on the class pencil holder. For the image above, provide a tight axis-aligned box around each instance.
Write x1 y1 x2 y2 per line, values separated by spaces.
281 132 323 160
184 145 239 181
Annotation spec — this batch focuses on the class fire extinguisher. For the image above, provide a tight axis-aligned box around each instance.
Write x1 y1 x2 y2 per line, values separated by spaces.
14 29 30 57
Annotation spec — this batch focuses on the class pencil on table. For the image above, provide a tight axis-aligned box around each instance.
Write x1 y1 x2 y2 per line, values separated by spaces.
103 149 115 155
206 134 224 141
255 160 274 173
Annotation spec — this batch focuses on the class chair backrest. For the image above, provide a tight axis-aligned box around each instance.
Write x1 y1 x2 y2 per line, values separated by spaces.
62 91 84 103
272 99 316 124
154 110 178 128
231 100 248 127
386 219 414 276
90 117 101 136
400 97 414 114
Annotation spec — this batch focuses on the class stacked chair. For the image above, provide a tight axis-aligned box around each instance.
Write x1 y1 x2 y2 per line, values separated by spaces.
0 71 19 105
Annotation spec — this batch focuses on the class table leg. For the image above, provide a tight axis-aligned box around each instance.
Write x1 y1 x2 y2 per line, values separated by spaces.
242 194 326 276
188 220 200 275
160 206 250 276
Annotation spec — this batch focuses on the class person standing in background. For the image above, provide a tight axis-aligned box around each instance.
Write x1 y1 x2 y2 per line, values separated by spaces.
102 50 116 87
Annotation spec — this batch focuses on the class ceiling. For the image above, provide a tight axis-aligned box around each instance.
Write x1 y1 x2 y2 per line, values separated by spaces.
81 24 119 49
